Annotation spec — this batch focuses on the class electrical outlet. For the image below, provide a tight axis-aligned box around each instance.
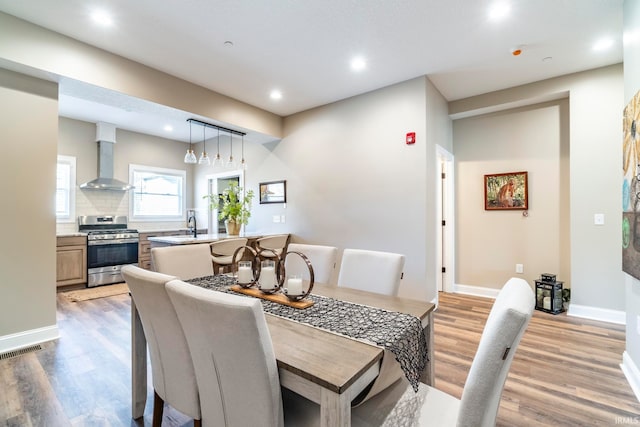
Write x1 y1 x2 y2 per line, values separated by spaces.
516 264 524 274
594 213 605 225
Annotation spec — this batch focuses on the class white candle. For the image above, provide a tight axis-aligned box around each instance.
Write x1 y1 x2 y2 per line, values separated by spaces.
259 266 277 290
543 296 551 310
287 277 303 296
237 262 253 284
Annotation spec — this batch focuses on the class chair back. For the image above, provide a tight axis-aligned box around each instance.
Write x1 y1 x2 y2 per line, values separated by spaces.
457 277 534 427
209 237 248 270
337 249 405 296
256 234 290 257
285 243 338 284
121 265 200 420
166 279 283 427
151 244 214 280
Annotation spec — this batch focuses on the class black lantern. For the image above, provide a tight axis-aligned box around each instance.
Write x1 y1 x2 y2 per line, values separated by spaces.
535 274 564 314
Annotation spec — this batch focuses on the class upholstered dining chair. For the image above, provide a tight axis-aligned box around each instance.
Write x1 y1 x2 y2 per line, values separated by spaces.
121 265 201 427
151 243 214 280
337 248 405 296
209 237 248 274
284 243 338 284
348 277 535 426
255 234 290 259
166 279 289 426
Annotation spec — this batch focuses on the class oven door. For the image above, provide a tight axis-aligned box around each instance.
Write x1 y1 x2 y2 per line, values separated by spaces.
87 239 139 269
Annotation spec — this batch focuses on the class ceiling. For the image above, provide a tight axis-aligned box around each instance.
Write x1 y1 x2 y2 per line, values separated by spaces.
0 0 624 143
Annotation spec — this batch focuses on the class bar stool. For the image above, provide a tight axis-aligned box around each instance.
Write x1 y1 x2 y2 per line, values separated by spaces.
210 237 248 274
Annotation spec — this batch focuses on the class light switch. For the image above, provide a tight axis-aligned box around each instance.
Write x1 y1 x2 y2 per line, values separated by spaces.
280 215 286 223
594 213 605 225
273 215 280 223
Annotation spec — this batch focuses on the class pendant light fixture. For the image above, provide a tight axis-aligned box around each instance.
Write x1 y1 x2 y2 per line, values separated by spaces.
213 127 224 168
240 134 248 170
183 120 197 164
198 123 210 165
226 130 237 169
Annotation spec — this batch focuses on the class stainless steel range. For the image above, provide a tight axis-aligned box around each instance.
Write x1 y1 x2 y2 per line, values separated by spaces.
78 215 139 287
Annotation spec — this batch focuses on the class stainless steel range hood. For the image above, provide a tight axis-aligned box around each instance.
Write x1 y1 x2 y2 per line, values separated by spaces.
80 122 134 191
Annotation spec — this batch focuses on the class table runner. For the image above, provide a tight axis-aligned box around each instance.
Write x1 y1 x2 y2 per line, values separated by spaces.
187 275 428 392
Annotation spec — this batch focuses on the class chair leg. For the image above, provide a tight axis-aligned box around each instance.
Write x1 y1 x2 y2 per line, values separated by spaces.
153 390 164 427
194 419 202 427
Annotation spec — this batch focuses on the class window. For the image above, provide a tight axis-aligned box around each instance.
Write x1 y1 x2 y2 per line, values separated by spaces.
130 164 186 221
56 155 76 222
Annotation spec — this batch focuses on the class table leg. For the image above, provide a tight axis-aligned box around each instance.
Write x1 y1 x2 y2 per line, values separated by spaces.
420 311 435 386
131 299 147 419
320 388 351 427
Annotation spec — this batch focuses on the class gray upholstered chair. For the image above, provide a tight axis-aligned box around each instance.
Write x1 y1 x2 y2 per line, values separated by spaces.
349 277 535 426
284 243 338 284
166 279 286 426
255 234 290 259
121 265 201 427
337 248 405 296
209 237 248 274
151 243 214 280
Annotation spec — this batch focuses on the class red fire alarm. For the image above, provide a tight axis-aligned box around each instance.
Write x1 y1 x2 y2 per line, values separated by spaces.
406 132 416 145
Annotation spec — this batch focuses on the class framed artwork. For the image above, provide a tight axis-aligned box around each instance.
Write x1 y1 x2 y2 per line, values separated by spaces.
484 171 528 210
259 180 287 204
623 89 640 280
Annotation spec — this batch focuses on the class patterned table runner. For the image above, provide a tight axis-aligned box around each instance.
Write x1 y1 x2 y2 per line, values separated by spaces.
187 275 428 392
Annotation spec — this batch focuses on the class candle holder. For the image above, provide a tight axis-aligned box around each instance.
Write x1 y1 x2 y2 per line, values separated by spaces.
256 249 282 294
281 251 314 301
231 245 258 288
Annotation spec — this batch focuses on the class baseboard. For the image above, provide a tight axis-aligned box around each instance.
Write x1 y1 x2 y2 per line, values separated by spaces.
621 351 640 403
452 283 500 299
567 304 626 325
0 325 59 354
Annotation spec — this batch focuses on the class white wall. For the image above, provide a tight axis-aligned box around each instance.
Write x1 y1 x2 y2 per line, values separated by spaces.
623 0 640 400
450 64 624 314
0 69 58 351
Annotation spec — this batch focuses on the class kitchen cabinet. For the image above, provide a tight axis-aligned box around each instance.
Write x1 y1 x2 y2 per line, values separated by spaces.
139 230 192 270
56 235 87 287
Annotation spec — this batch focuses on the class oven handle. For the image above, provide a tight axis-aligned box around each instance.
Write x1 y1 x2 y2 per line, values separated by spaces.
88 239 139 246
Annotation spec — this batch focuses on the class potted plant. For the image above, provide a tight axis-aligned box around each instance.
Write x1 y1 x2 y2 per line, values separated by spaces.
204 182 254 236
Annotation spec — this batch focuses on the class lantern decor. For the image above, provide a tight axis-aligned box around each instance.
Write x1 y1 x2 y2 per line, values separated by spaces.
534 273 564 314
230 246 315 308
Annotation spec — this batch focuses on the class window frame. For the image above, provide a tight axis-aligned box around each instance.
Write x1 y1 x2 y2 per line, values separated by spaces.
56 155 76 223
129 164 186 222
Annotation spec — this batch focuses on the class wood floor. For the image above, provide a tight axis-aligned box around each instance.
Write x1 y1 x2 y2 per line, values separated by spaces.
0 291 638 426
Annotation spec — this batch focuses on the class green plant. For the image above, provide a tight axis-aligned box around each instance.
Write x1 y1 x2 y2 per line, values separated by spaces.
204 182 254 225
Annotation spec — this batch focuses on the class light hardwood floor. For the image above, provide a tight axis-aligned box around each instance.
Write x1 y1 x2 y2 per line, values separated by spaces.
0 291 638 426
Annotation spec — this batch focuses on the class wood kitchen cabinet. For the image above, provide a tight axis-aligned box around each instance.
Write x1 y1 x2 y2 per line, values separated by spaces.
56 235 87 287
138 230 191 270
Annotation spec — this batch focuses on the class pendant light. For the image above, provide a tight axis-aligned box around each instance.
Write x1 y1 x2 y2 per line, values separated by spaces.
183 120 197 164
226 130 237 169
212 127 224 168
240 134 248 170
198 123 210 165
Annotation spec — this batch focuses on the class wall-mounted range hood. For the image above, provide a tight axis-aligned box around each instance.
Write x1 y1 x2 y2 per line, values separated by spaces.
80 122 134 191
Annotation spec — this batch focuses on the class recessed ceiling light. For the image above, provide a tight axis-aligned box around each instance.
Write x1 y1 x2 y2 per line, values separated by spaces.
350 57 366 72
91 10 113 27
488 1 510 21
164 125 173 132
270 90 282 100
224 41 234 48
593 38 614 51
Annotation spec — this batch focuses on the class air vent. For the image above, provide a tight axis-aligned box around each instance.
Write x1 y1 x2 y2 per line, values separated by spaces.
0 344 43 360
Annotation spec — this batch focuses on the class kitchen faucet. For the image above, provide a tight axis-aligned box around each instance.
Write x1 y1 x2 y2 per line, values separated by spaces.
187 214 197 238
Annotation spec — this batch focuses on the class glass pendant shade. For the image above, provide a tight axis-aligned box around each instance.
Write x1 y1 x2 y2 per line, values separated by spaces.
199 125 210 165
227 132 237 169
184 149 197 164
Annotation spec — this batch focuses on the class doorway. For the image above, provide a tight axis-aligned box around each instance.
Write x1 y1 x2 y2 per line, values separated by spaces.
206 170 244 234
436 145 454 293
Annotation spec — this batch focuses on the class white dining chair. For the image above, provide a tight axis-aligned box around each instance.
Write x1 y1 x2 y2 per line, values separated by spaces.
121 265 201 427
209 237 248 274
284 243 338 284
151 244 214 280
337 248 405 296
256 234 290 259
166 279 300 426
349 277 535 426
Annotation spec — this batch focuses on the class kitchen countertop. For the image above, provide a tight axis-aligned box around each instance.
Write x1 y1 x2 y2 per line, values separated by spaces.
56 233 88 237
148 232 271 245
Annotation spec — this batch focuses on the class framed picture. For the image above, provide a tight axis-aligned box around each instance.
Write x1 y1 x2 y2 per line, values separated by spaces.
259 180 287 204
484 171 528 210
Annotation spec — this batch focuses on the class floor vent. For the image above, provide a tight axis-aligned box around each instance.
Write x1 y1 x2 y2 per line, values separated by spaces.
0 344 44 361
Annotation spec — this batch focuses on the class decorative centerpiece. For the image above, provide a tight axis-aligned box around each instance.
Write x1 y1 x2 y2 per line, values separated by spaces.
204 182 254 236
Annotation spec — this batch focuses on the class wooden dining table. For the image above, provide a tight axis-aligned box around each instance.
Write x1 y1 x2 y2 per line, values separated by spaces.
131 280 435 427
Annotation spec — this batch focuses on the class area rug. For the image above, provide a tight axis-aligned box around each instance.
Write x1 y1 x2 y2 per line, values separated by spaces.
62 283 129 302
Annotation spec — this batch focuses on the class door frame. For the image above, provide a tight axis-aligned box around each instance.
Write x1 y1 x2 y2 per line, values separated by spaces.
436 145 455 293
206 169 245 234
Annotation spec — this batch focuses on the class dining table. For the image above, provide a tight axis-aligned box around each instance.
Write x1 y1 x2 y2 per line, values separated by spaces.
130 276 435 427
